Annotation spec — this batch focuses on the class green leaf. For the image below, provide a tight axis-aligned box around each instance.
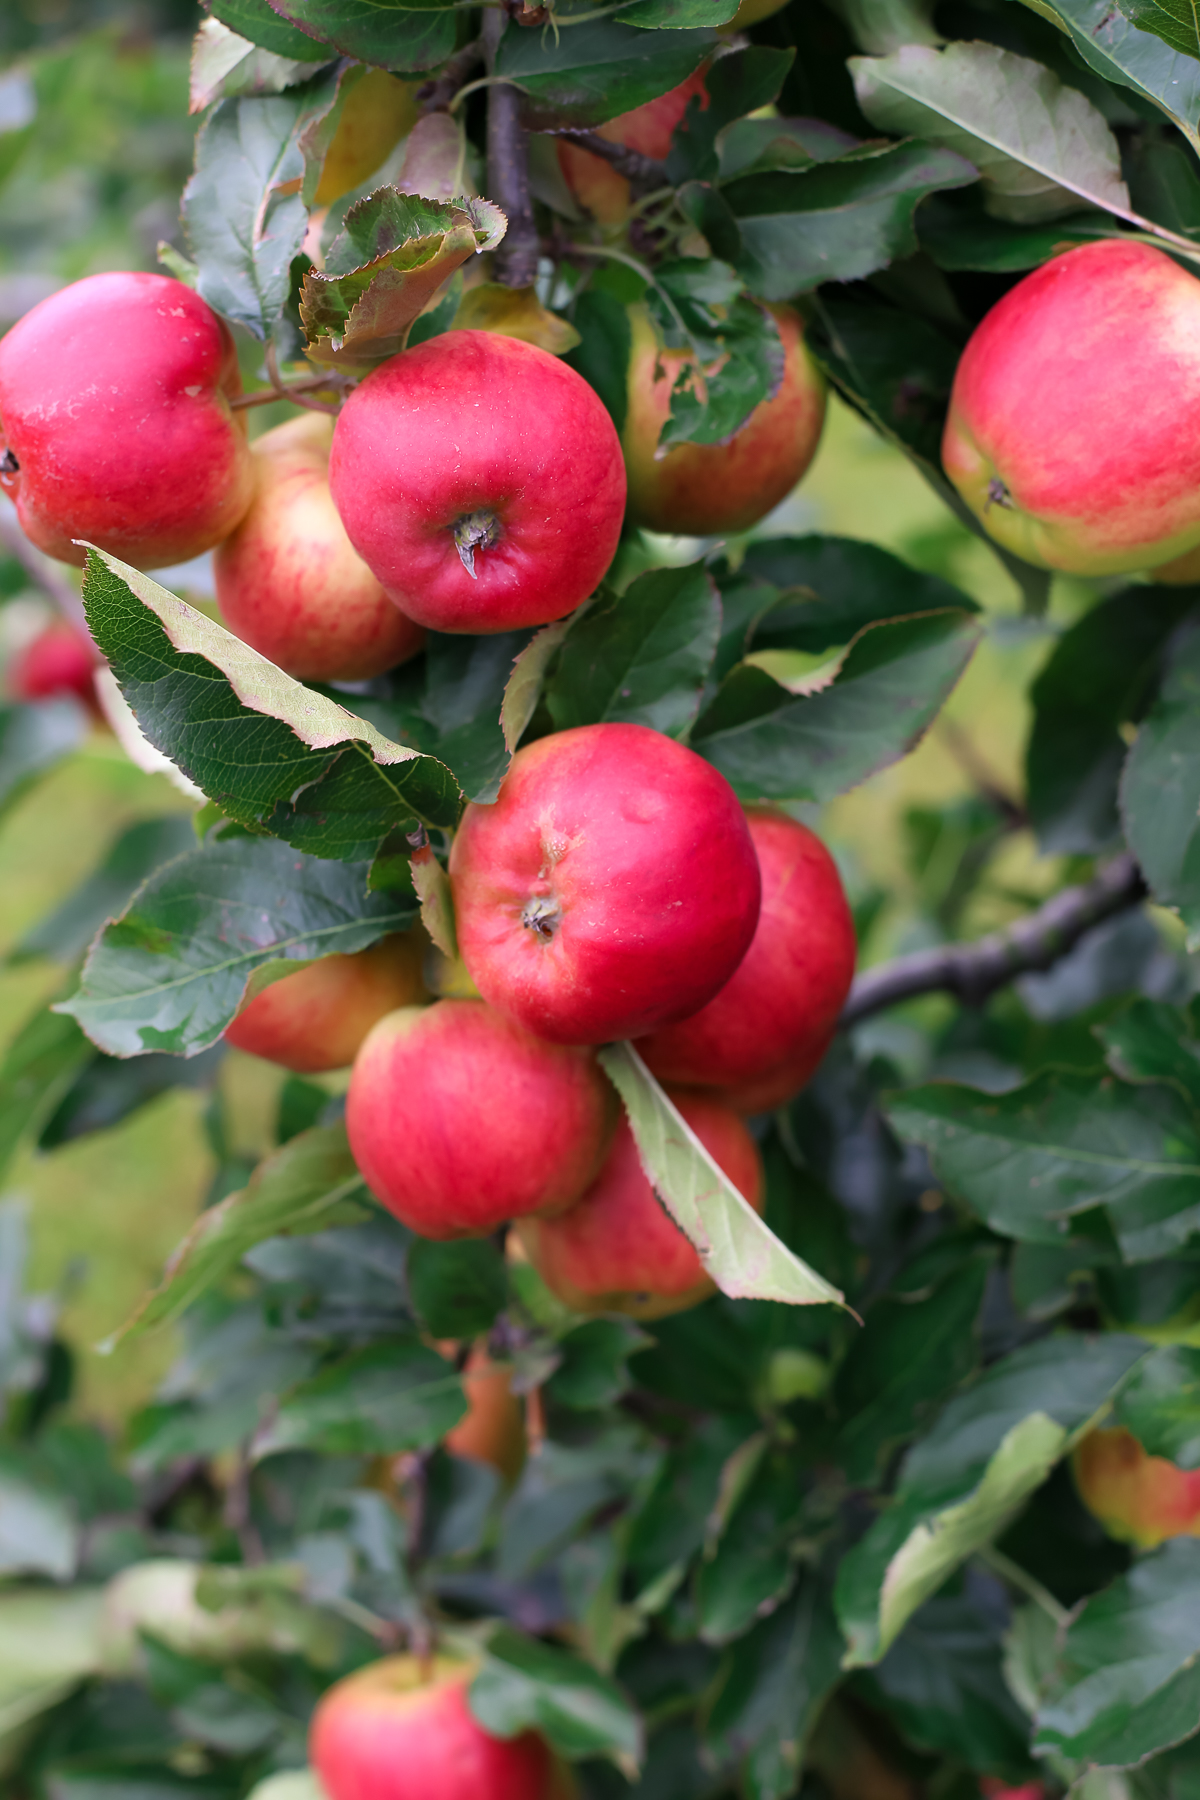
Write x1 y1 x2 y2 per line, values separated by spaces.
626 1417 750 1596
81 549 460 859
0 1469 77 1580
501 618 573 755
1111 1344 1200 1467
253 1337 466 1457
563 289 631 434
245 1775 330 1800
1035 1540 1200 1766
1117 0 1200 60
208 0 333 59
406 1237 507 1340
704 1579 844 1800
547 1319 651 1410
1028 585 1196 855
495 17 716 129
668 46 796 183
12 815 197 966
191 18 330 110
720 140 977 299
0 700 87 823
301 190 507 370
619 0 738 26
835 1333 1149 1666
183 75 340 338
470 1626 643 1766
691 610 980 804
1017 0 1200 152
105 1124 371 1346
851 41 1132 223
39 1042 223 1152
0 1004 93 1183
1122 625 1200 941
597 1042 846 1309
645 261 786 448
421 629 534 803
270 0 457 68
0 1587 105 1742
888 1072 1200 1263
546 562 720 738
695 1446 806 1643
1099 999 1200 1116
918 188 1113 271
59 834 416 1058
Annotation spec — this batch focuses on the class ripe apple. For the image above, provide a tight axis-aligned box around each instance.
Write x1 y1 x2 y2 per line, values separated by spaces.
214 413 424 682
6 619 101 712
0 271 253 568
557 67 709 226
1073 1426 1200 1548
979 1785 1045 1800
517 1087 764 1318
638 810 855 1111
328 330 626 633
314 70 421 207
442 1344 526 1482
310 1654 570 1800
622 301 826 537
943 240 1200 576
224 932 428 1073
345 998 614 1237
448 722 762 1046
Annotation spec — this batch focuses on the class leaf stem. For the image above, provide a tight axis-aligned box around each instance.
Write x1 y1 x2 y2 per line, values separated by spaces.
977 1544 1071 1630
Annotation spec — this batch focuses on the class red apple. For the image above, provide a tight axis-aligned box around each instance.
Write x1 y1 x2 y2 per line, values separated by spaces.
214 413 424 682
6 618 102 712
345 998 614 1237
638 810 855 1111
310 1653 570 1800
979 1785 1045 1800
622 302 826 537
442 1343 526 1482
0 271 253 568
448 722 762 1046
224 932 428 1073
518 1087 764 1318
556 67 709 225
943 240 1200 576
328 331 626 633
1073 1426 1200 1549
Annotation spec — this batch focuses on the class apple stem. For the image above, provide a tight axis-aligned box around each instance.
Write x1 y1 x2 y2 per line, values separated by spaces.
453 509 502 578
482 7 541 288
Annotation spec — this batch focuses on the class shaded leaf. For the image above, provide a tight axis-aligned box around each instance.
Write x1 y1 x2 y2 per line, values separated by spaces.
695 1447 806 1644
495 16 716 129
1019 0 1200 153
547 562 720 738
1111 1343 1200 1467
1099 999 1200 1117
668 45 796 183
1122 624 1200 942
59 834 416 1058
81 549 460 860
547 1319 651 1410
208 0 332 59
39 1042 224 1151
598 1042 846 1309
471 1625 643 1765
254 1337 466 1457
267 0 457 71
406 1237 507 1340
851 40 1132 223
645 260 785 447
0 699 87 823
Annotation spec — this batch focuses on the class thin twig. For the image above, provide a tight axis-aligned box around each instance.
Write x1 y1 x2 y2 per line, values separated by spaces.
257 340 345 417
977 1544 1072 1630
0 504 89 634
482 8 540 287
840 852 1146 1028
417 36 485 113
546 126 668 191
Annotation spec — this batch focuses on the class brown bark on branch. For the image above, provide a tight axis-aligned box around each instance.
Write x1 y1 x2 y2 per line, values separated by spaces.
482 10 540 288
416 37 484 114
839 852 1147 1028
546 127 668 191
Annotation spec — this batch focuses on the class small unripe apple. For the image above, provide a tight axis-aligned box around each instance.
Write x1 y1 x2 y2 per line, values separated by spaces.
345 998 614 1237
557 67 709 225
314 70 422 207
224 932 428 1073
329 331 626 633
518 1087 764 1318
214 413 424 682
638 810 855 1111
310 1654 570 1800
0 271 253 568
943 241 1200 576
449 722 762 1046
622 302 826 537
442 1344 526 1482
1074 1426 1200 1548
6 619 101 712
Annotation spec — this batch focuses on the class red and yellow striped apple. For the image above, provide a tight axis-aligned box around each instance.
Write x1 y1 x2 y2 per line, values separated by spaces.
224 932 427 1073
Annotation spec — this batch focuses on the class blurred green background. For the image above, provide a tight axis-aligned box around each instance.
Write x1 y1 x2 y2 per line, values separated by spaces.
0 0 1125 1425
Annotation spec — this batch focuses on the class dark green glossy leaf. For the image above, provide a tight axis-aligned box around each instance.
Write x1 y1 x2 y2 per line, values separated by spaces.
720 140 976 299
421 629 533 803
835 1333 1149 1665
695 1446 805 1644
646 260 785 447
268 0 457 69
498 1427 656 1580
1035 1539 1200 1766
82 550 460 859
208 0 333 58
807 291 960 473
667 45 795 182
254 1336 466 1457
547 562 719 738
547 1319 651 1410
619 0 737 26
406 1237 507 1340
692 610 980 804
470 1626 643 1764
1099 999 1200 1116
59 834 416 1058
734 534 978 655
888 1072 1200 1262
0 699 87 823
564 288 631 434
626 1417 750 1595
495 17 716 130
1028 586 1196 855
918 188 1113 270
